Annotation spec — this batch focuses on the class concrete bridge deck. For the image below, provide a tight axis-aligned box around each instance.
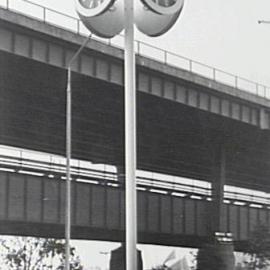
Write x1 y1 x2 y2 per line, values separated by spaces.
0 5 270 253
0 152 269 250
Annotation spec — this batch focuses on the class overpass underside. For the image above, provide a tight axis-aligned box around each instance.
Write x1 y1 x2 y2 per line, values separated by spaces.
0 50 270 191
0 169 269 251
1 8 270 251
0 51 270 250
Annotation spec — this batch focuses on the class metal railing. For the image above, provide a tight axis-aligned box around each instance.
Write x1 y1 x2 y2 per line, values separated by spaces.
1 0 270 99
1 145 270 206
0 152 212 197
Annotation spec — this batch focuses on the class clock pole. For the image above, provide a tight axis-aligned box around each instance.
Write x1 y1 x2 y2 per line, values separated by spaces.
73 2 185 270
124 1 137 270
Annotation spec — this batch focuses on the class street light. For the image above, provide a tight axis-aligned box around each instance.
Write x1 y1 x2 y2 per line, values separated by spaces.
65 34 91 270
73 2 184 270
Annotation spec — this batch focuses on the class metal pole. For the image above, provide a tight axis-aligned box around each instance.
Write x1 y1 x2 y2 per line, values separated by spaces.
65 67 71 270
65 34 92 270
124 1 137 270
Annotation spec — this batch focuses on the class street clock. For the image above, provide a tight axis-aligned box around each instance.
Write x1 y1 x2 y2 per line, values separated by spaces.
135 0 184 36
75 0 115 17
75 0 123 38
75 0 184 38
141 0 184 15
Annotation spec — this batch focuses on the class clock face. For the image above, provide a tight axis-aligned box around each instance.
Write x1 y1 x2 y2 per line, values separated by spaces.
75 0 124 38
151 0 177 7
79 0 105 9
75 0 115 17
135 0 182 37
141 0 184 15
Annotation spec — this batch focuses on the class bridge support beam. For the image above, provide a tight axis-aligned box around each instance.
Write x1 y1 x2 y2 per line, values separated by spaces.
211 146 226 232
260 108 270 130
117 166 125 184
197 146 235 270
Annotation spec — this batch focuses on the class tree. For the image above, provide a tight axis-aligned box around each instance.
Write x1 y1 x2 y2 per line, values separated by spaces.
189 251 197 270
243 224 270 270
0 236 83 270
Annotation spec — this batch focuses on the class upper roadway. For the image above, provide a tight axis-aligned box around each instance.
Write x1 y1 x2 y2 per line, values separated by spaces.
0 7 270 191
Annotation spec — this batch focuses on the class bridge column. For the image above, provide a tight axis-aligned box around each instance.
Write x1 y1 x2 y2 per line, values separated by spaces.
212 147 226 232
197 146 235 270
197 240 235 270
116 166 125 184
109 244 143 270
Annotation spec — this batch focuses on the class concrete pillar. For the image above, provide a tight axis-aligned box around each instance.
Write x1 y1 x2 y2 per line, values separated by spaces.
197 146 235 270
109 244 143 270
116 165 125 184
197 242 235 270
211 147 226 232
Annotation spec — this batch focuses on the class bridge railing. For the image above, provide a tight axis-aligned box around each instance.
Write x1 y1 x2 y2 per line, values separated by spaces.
0 151 211 198
0 0 270 99
1 146 270 207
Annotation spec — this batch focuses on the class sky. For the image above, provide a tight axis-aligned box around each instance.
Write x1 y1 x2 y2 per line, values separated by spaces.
1 0 270 268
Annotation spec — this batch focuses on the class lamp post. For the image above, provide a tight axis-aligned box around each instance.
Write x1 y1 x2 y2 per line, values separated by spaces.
65 34 91 270
73 2 184 270
124 2 137 270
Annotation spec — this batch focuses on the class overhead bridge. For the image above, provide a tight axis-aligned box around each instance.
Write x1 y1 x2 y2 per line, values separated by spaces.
1 2 270 252
1 7 270 191
0 149 269 250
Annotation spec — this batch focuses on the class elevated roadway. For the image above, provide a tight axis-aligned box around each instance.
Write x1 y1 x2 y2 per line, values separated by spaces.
0 151 269 250
0 5 270 251
0 7 270 190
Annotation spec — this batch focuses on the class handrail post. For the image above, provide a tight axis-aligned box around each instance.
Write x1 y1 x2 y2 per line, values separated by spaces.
213 68 216 81
256 83 259 95
235 76 238 89
6 0 9 9
189 60 192 72
43 7 46 22
164 51 168 64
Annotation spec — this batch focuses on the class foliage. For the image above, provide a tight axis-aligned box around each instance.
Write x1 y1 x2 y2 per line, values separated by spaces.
189 251 197 270
243 224 270 270
0 236 83 270
190 242 235 270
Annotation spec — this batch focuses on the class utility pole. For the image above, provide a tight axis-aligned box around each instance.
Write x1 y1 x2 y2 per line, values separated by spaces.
65 34 91 270
124 1 137 270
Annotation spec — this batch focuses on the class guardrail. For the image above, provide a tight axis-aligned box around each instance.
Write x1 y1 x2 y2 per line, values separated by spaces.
1 146 270 207
0 152 212 197
1 0 270 99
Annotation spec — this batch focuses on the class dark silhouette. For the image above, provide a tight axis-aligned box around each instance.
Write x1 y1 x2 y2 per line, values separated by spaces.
109 243 143 270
